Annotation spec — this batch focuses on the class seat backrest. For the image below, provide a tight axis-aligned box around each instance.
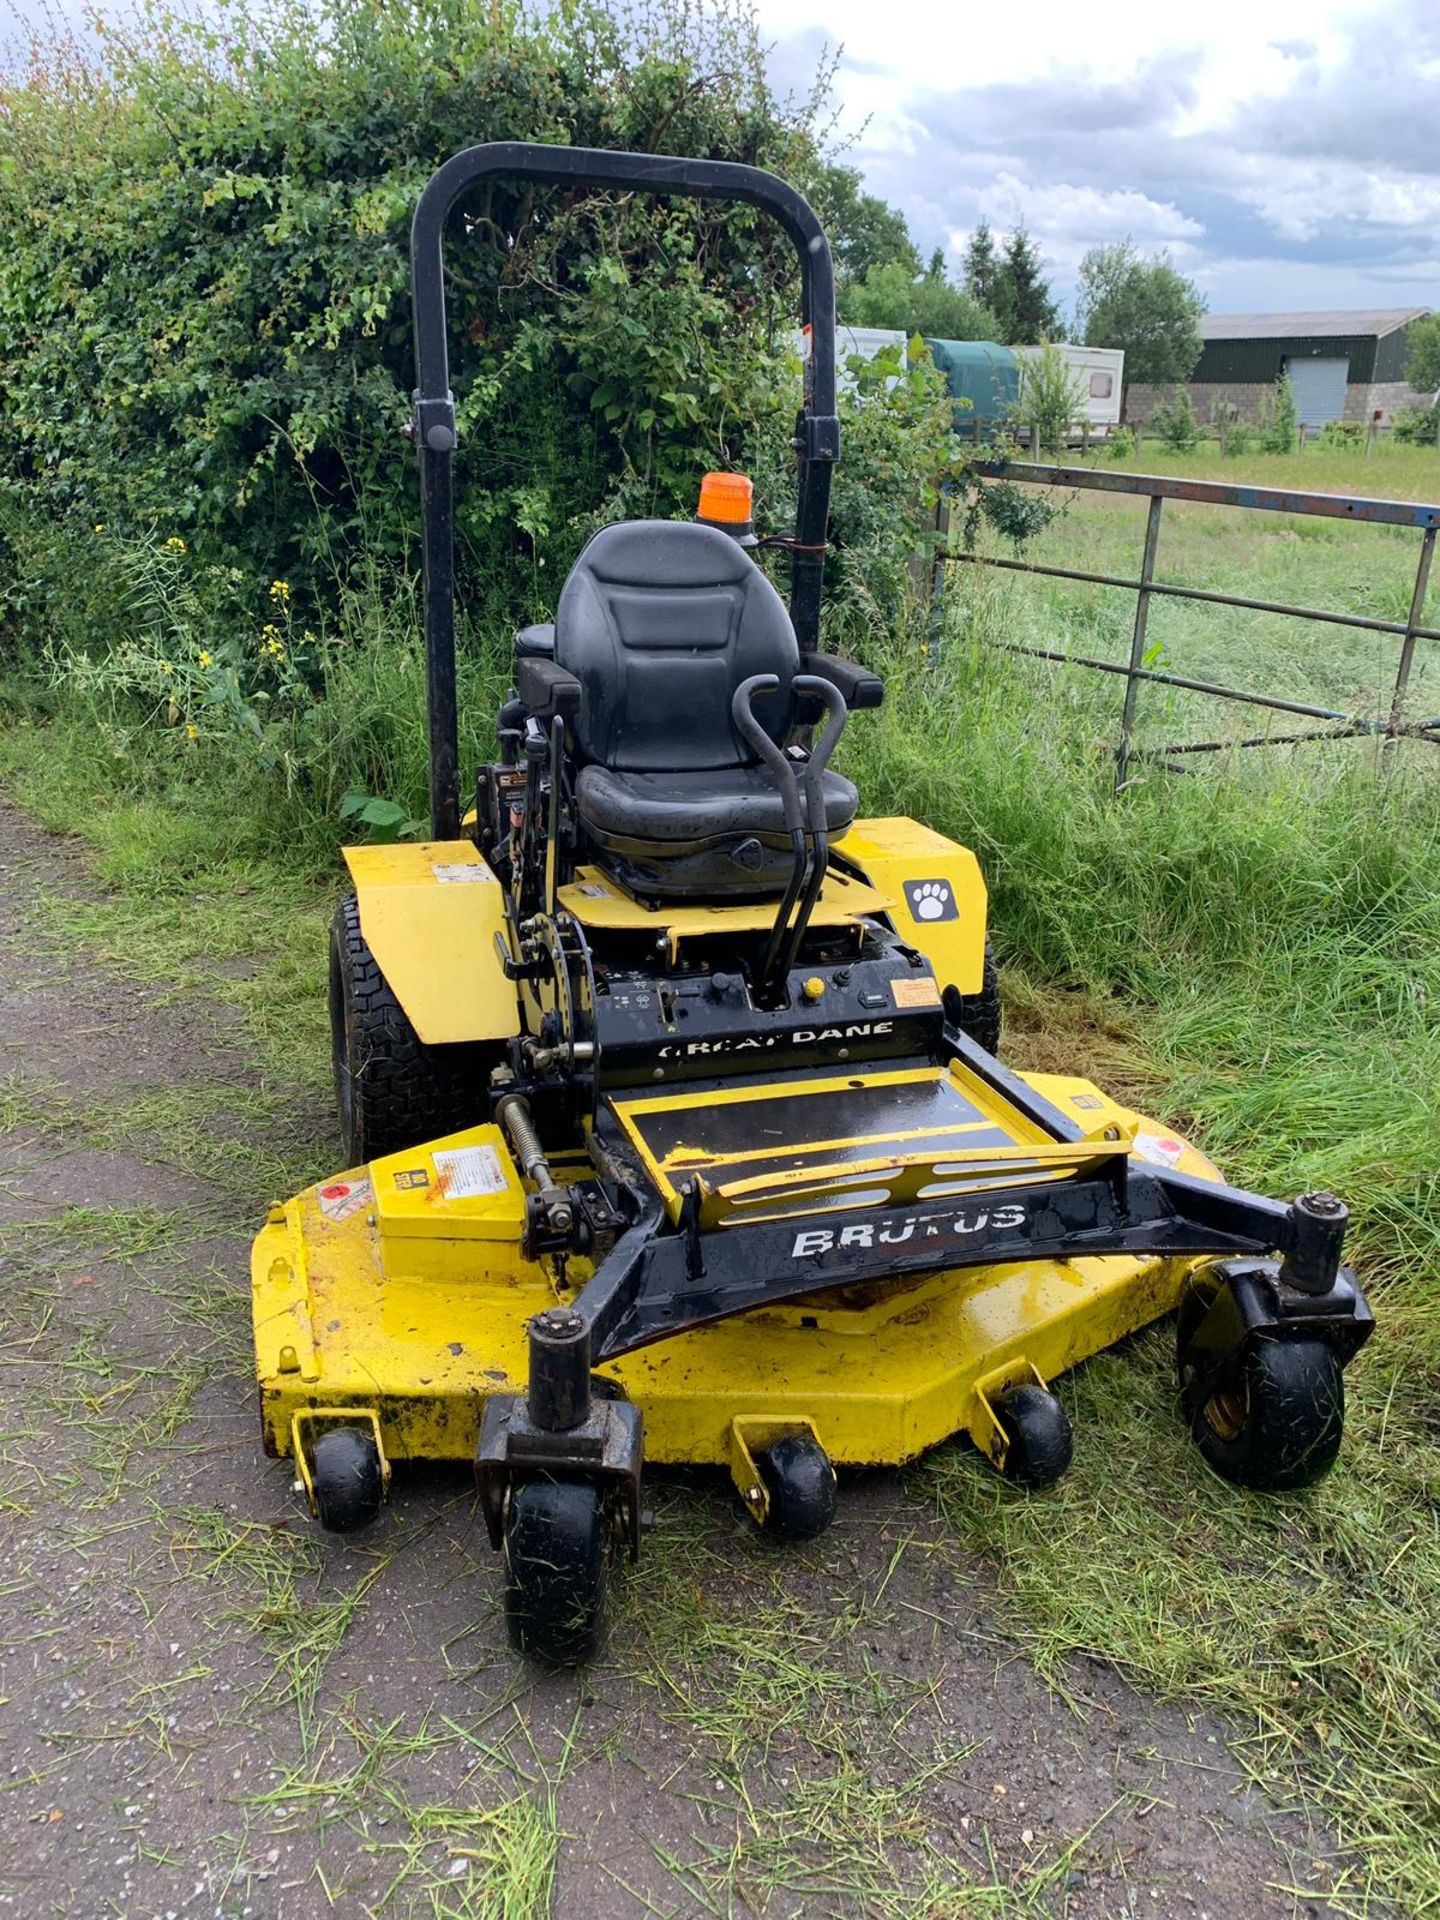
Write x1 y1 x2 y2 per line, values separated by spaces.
554 520 797 771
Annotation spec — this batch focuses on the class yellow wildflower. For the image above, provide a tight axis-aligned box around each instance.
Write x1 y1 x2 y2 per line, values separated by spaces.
93 523 106 534
186 723 199 742
268 579 291 603
197 649 213 669
164 536 187 555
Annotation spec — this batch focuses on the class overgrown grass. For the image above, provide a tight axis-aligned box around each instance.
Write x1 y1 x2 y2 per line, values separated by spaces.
3 479 1440 1908
849 627 1440 1909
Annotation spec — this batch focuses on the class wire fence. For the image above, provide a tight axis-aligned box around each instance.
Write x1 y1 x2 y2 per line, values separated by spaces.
939 462 1440 786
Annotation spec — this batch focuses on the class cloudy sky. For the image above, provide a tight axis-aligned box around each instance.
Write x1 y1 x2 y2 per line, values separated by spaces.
757 0 1439 320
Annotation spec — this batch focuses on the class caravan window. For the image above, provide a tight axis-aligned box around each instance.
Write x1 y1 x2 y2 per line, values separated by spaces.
1089 371 1114 398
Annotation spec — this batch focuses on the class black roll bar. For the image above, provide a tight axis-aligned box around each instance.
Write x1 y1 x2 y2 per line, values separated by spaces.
410 141 841 837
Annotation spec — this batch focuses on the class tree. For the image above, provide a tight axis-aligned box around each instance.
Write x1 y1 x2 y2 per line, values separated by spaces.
993 228 1061 345
811 163 920 286
1075 240 1206 392
1403 313 1440 394
840 258 1002 340
1258 376 1299 454
0 0 831 622
1015 342 1087 454
1151 388 1200 453
961 223 1001 315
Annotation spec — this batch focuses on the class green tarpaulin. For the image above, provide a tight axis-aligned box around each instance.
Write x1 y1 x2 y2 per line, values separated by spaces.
926 339 1018 434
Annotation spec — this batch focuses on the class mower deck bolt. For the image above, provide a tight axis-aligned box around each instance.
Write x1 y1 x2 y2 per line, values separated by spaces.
1302 1191 1345 1216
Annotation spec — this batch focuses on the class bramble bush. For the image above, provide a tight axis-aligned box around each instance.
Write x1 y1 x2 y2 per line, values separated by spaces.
0 0 826 623
0 0 969 807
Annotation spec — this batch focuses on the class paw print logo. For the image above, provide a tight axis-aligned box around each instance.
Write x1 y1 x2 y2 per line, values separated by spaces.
906 879 957 922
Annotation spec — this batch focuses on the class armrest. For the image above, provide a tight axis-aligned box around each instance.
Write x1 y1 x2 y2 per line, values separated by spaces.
515 623 555 658
797 651 884 711
516 655 582 722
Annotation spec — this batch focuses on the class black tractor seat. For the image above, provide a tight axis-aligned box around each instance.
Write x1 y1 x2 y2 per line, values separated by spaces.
576 762 857 844
521 519 878 899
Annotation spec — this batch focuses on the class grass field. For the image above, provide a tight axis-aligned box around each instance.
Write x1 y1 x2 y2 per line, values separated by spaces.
2 442 1439 1914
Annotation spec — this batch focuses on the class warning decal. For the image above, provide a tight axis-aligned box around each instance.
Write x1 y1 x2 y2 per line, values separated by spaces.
318 1177 373 1222
432 1144 509 1199
1134 1131 1186 1169
392 1167 430 1191
431 863 488 885
890 975 941 1009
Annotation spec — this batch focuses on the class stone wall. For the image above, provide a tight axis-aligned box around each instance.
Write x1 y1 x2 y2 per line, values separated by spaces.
1126 379 1434 430
1347 380 1436 424
1126 381 1264 425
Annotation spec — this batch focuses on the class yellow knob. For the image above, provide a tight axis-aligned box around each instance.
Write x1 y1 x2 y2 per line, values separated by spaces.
802 976 825 1002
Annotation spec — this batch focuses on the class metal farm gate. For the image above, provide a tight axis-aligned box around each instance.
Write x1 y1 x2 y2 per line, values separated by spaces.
942 462 1440 788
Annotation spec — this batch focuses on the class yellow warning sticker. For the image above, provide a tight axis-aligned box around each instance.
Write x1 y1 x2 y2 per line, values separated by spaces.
392 1167 430 1191
891 975 941 1009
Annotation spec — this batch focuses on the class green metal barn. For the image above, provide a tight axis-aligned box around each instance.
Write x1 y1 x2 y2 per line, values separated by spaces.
1129 307 1431 428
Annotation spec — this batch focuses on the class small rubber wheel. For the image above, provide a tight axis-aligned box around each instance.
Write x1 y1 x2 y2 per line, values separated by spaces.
995 1384 1073 1489
756 1431 837 1541
504 1479 608 1666
310 1427 384 1533
1185 1336 1344 1491
943 941 1002 1057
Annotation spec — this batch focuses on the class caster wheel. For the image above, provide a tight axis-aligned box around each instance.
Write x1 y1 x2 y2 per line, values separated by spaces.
504 1478 609 1666
757 1431 837 1541
310 1427 384 1533
1183 1335 1344 1491
995 1384 1072 1489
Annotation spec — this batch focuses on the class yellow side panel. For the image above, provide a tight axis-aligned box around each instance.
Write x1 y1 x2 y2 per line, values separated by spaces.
835 816 988 996
342 841 519 1048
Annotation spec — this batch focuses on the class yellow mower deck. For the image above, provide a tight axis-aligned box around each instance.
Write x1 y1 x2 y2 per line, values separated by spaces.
252 1066 1220 1474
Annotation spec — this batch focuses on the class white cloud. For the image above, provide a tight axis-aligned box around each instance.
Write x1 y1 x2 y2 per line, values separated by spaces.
757 0 1438 311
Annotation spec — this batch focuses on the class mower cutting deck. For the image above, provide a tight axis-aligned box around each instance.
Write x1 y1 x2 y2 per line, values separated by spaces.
251 142 1372 1664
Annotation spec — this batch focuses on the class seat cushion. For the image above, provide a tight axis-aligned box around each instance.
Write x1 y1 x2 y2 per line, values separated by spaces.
576 764 858 848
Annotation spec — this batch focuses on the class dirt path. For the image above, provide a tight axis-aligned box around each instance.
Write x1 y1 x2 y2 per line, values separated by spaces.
0 794 1353 1920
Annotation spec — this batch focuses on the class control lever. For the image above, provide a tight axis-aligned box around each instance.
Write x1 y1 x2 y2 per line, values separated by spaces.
732 671 849 1006
732 674 808 1003
774 674 848 983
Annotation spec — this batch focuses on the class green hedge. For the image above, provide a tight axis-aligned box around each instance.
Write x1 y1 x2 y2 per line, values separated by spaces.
0 0 824 623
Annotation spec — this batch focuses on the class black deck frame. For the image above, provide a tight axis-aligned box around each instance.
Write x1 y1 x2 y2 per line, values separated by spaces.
410 142 840 839
516 1032 1366 1439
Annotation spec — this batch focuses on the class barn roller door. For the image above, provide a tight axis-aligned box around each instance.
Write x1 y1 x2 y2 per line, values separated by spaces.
1286 356 1349 426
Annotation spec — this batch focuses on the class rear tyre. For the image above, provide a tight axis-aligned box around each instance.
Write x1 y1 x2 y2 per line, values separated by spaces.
943 942 1002 1057
995 1384 1073 1489
329 893 497 1165
756 1432 837 1541
504 1478 609 1666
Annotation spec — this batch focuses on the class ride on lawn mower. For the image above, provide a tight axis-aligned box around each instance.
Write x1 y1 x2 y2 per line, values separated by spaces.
251 144 1374 1663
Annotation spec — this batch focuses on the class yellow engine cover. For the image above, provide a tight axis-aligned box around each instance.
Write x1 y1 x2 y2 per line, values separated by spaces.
833 817 989 995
